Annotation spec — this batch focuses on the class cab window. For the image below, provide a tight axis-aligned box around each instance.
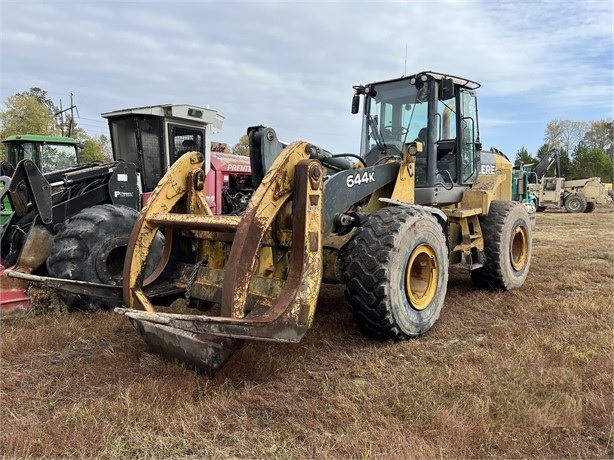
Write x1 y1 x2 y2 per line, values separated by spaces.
460 90 478 184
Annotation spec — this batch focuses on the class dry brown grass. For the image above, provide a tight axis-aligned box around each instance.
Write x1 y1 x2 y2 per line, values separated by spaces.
1 205 613 459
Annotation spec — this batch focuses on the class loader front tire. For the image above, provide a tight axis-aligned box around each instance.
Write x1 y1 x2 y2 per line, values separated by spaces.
564 194 587 213
342 207 448 340
471 200 532 290
47 204 164 312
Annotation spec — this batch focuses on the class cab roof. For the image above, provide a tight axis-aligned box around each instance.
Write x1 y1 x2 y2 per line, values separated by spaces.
3 134 79 144
101 104 224 131
366 70 481 90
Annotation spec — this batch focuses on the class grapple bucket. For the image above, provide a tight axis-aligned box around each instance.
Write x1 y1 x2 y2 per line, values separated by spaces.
120 143 324 373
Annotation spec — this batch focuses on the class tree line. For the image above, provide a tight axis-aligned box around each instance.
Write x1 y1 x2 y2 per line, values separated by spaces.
515 119 613 182
1 88 612 182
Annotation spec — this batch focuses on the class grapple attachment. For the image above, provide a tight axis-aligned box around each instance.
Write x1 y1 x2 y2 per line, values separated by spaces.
120 143 324 374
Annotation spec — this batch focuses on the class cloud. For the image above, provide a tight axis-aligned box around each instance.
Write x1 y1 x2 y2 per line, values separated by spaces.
1 0 612 157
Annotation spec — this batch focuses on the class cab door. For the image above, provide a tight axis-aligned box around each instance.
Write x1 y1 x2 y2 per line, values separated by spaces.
459 89 479 185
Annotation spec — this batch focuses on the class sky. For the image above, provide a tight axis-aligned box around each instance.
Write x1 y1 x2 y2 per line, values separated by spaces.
1 0 613 161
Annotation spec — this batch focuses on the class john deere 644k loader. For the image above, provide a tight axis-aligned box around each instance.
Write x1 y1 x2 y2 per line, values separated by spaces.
112 71 532 374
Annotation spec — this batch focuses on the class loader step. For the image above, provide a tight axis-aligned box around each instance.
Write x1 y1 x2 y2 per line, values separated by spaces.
445 207 484 218
453 261 484 270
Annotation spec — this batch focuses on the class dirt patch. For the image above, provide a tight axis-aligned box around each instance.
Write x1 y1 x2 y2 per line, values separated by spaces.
27 284 69 315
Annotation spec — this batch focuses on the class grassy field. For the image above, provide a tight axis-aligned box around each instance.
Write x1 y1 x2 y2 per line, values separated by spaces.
1 205 613 459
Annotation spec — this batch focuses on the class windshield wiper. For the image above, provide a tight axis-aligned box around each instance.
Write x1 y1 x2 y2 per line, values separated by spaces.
368 115 386 151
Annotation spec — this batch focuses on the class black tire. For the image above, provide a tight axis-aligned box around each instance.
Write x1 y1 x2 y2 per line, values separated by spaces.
471 201 532 290
536 206 547 213
564 194 587 213
342 207 448 340
583 202 595 213
47 204 164 311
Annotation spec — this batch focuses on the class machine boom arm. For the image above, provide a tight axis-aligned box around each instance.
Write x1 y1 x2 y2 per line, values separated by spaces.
533 147 560 179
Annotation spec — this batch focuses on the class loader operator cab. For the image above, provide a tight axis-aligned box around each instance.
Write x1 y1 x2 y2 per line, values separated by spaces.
102 104 224 193
352 71 482 205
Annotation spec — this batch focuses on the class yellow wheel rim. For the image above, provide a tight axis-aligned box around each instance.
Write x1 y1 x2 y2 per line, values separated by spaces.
510 226 528 271
405 244 438 310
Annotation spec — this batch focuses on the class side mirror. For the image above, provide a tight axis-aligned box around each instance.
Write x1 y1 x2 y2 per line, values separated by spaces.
351 94 360 114
440 78 455 100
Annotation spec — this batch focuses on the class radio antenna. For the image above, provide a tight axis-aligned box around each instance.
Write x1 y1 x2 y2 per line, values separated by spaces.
404 43 407 76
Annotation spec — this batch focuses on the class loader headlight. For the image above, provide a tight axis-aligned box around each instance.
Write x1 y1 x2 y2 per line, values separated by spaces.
404 141 423 156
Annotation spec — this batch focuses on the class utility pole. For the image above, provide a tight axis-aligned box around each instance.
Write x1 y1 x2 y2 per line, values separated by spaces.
59 100 64 136
69 93 74 137
54 94 78 138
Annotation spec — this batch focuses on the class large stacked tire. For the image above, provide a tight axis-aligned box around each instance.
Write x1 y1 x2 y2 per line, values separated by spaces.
341 207 448 340
471 200 532 290
564 194 587 213
47 204 164 312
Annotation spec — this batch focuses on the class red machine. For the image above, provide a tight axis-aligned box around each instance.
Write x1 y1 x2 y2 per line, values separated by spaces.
205 152 253 215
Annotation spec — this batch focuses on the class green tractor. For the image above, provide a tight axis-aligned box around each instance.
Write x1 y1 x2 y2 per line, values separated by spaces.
1 135 83 226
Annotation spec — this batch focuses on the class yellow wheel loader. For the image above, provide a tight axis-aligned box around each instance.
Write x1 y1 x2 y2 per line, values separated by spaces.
110 71 533 374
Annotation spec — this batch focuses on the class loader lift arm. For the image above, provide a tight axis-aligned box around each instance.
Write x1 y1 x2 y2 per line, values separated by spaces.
1 160 139 268
3 159 53 224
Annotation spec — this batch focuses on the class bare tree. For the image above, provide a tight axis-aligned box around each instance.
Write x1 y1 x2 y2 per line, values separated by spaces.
583 120 613 157
544 119 590 158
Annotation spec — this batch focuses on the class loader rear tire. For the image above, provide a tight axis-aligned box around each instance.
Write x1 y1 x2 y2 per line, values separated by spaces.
583 202 595 213
342 207 448 340
47 204 164 312
471 201 532 291
564 194 587 213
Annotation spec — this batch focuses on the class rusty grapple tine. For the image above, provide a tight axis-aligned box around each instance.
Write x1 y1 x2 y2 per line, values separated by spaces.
122 151 211 311
119 150 245 373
